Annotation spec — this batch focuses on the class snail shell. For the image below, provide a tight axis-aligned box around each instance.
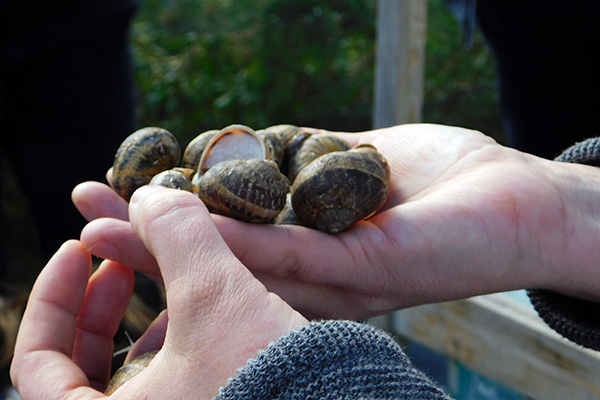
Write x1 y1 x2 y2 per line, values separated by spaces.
256 124 304 168
274 192 300 225
286 134 350 183
192 124 268 186
112 127 181 201
197 158 290 223
149 168 194 193
198 124 268 174
290 144 390 233
181 129 219 171
105 350 158 395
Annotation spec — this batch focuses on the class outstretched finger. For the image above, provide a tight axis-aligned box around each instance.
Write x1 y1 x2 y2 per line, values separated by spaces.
11 240 102 400
72 181 129 221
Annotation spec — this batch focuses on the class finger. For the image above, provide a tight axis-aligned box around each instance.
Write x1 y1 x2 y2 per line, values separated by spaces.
74 260 135 391
126 185 308 398
80 218 162 282
127 186 252 298
72 181 129 221
11 240 101 399
212 214 370 283
125 310 168 362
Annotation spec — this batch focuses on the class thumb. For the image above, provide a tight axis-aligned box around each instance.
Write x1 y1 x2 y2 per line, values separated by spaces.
125 185 308 398
127 185 256 317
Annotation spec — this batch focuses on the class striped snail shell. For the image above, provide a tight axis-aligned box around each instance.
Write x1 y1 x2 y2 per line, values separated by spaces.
104 350 158 395
197 158 290 223
256 124 305 168
290 144 390 233
274 192 299 225
112 127 181 201
149 168 194 193
286 134 350 183
181 129 219 171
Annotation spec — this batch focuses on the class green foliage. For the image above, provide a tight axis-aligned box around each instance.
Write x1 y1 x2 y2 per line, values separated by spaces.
424 0 504 142
132 0 376 147
132 0 503 147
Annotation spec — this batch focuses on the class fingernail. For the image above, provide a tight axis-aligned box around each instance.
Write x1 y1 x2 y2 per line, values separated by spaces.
85 240 119 260
130 185 163 204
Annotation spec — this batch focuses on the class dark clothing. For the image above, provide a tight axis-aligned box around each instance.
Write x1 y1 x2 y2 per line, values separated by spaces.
0 0 139 276
476 0 600 159
445 0 600 160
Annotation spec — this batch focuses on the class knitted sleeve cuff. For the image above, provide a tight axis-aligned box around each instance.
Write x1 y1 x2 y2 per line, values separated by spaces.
215 320 453 400
528 137 600 350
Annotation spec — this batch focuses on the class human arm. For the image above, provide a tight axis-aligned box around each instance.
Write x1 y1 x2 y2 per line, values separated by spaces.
11 186 453 399
11 187 309 399
73 123 600 320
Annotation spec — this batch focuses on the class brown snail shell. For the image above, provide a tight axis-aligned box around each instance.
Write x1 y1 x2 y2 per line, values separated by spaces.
274 192 300 225
256 124 304 168
198 124 268 174
286 134 350 183
192 124 268 186
181 129 219 171
112 127 181 201
290 144 390 233
105 350 158 395
149 168 194 193
197 158 290 223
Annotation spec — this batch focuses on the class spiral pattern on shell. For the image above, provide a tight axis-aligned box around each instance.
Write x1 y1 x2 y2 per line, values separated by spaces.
112 127 181 200
197 158 290 223
290 144 390 233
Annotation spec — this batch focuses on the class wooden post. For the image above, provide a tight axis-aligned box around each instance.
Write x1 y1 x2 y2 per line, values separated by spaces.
373 0 427 128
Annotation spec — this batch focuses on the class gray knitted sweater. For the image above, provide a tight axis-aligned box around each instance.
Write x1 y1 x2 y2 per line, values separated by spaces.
216 138 600 399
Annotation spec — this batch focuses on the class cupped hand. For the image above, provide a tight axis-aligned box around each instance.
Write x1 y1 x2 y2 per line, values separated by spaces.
12 186 308 399
72 123 600 319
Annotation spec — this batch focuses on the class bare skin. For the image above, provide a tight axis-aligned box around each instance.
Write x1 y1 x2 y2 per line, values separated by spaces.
73 124 600 318
12 123 600 399
10 188 308 399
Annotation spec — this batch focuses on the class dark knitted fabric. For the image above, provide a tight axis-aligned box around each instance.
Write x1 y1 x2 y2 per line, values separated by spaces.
528 137 600 350
216 320 453 400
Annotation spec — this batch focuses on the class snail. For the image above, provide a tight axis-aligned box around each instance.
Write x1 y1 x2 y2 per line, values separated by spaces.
112 127 181 201
181 129 219 171
256 124 305 168
197 158 290 223
286 134 350 183
105 350 158 395
192 124 268 186
149 168 194 193
290 144 390 233
274 192 299 225
109 124 391 233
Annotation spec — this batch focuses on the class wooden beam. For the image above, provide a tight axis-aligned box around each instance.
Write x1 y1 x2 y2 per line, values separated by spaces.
373 0 427 128
389 294 600 399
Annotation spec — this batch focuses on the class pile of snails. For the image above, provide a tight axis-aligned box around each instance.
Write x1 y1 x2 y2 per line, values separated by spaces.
111 124 390 233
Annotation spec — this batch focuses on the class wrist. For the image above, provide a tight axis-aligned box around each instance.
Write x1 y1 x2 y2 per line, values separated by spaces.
539 161 600 301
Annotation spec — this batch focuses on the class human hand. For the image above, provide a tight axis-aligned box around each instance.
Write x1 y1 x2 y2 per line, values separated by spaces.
12 186 308 399
72 124 600 319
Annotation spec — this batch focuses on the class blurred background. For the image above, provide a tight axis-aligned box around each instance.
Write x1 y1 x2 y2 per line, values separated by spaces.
1 0 504 283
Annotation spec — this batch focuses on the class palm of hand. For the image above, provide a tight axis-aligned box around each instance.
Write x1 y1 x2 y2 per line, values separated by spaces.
74 124 565 319
228 124 565 318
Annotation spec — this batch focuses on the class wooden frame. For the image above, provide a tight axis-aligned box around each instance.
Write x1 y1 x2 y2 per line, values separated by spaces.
384 294 600 399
